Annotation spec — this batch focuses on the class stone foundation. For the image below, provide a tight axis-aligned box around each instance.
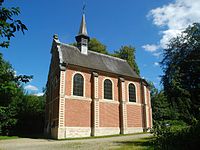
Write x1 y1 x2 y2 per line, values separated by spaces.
54 127 144 139
94 127 120 136
125 127 144 134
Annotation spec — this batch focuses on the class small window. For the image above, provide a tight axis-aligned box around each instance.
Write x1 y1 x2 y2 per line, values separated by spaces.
73 73 84 96
104 79 112 100
129 83 136 102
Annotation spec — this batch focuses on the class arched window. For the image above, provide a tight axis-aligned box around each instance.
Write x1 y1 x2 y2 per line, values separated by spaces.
129 83 136 102
73 73 84 96
104 79 112 100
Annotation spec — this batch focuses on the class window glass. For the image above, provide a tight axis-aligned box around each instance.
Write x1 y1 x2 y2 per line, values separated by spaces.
129 83 136 102
104 79 112 99
73 73 84 96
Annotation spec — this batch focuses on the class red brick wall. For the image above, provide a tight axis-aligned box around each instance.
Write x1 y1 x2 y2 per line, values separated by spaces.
127 104 143 127
99 102 120 127
45 46 60 127
52 99 59 119
125 81 141 103
98 75 119 101
65 99 91 127
65 67 91 98
63 65 151 129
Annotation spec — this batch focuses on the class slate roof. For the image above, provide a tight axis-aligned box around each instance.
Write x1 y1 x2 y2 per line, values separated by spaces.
59 43 140 78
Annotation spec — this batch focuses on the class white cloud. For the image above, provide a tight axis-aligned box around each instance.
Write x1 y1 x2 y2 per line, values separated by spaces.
34 92 44 96
24 85 38 91
154 62 159 66
142 44 160 52
147 0 200 48
152 52 162 57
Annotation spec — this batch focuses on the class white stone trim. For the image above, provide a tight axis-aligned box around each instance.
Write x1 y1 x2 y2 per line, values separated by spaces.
125 127 144 134
65 95 92 101
71 71 86 97
94 127 121 136
56 126 144 139
143 85 149 128
148 89 151 107
144 86 147 104
55 39 63 64
102 77 114 101
99 99 119 104
126 102 142 106
61 127 91 138
94 77 98 99
58 70 66 128
121 81 125 101
127 82 138 103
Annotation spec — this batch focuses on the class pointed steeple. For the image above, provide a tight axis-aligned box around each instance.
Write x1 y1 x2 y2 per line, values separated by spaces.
75 12 90 55
78 14 88 36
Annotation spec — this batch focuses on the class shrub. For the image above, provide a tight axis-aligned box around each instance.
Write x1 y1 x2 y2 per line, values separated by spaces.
153 120 200 150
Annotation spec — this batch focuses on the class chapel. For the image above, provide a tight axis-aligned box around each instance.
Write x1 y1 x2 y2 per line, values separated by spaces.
44 13 152 139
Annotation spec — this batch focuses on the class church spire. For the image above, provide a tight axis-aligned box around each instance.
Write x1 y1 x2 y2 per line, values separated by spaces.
78 13 88 36
75 4 90 55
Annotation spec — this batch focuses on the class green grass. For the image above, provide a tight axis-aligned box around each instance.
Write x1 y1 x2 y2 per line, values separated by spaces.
59 132 149 141
0 136 19 140
114 136 155 150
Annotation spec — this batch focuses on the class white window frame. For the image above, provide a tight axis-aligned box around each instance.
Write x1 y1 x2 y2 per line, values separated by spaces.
102 77 114 101
127 82 138 103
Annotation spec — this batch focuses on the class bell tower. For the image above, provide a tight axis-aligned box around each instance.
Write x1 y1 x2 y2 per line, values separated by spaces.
75 13 90 55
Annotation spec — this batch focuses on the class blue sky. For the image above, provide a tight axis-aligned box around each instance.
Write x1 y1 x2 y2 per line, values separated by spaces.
2 0 200 95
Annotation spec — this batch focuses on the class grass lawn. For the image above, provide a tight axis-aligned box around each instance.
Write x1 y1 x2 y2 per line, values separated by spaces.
0 136 19 140
114 136 155 150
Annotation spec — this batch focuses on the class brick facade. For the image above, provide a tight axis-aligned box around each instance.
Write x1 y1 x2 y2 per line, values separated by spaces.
45 63 152 139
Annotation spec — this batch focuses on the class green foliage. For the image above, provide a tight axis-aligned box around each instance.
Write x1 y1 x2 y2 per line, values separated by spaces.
153 120 200 150
0 0 28 48
148 81 179 122
0 106 17 135
113 46 140 75
13 95 45 134
152 91 179 121
88 38 108 54
0 53 34 135
161 23 200 123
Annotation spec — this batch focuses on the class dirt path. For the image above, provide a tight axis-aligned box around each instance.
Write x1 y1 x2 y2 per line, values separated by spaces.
0 133 152 150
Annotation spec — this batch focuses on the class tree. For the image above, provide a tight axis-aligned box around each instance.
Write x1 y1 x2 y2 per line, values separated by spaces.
113 46 140 75
0 0 27 48
13 95 45 134
148 81 178 122
88 38 108 54
0 53 33 135
0 1 32 135
72 38 108 54
161 23 200 123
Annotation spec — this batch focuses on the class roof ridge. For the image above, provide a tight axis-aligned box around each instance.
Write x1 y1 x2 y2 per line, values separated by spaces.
88 50 126 62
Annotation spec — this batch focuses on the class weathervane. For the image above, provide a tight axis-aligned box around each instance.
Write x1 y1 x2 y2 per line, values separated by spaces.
82 1 86 14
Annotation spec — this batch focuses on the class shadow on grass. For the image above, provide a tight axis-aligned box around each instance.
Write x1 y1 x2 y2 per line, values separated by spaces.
5 132 53 140
114 136 155 149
